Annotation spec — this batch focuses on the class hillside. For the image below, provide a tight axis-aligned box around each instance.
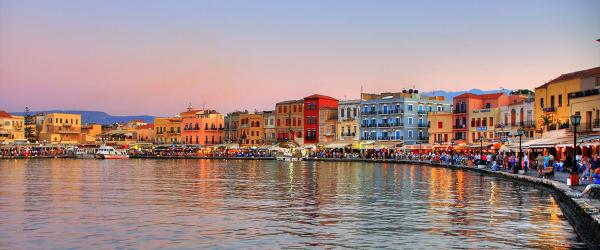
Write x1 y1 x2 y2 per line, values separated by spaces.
10 110 154 125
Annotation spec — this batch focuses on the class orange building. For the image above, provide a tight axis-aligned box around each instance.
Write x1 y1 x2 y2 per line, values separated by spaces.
275 99 304 142
180 108 224 146
239 112 264 146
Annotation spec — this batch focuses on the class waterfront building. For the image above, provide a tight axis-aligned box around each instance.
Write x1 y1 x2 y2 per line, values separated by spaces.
180 107 224 146
427 111 453 145
239 112 263 146
468 107 500 144
452 92 510 144
275 99 304 143
534 67 600 133
135 124 155 143
224 111 241 144
262 111 277 145
318 107 338 144
336 100 360 142
0 111 24 143
360 89 451 145
303 94 339 144
80 124 102 143
498 91 536 139
36 113 82 144
154 117 182 144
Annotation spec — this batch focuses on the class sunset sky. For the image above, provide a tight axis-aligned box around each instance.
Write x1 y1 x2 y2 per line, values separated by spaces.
1 0 599 116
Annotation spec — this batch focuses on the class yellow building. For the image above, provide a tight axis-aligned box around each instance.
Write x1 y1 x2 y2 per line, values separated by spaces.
0 111 25 143
154 117 182 144
427 112 453 144
468 108 499 143
534 67 600 133
80 124 102 144
239 112 264 146
37 113 82 144
570 89 600 132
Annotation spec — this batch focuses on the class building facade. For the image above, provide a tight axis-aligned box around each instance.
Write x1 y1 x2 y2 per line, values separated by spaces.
262 111 277 145
0 111 24 143
154 117 182 144
336 100 360 142
452 92 511 144
498 96 536 139
224 112 241 144
360 90 452 145
275 99 304 142
427 112 453 145
304 94 339 144
239 112 263 146
534 67 600 133
37 113 82 144
180 108 224 146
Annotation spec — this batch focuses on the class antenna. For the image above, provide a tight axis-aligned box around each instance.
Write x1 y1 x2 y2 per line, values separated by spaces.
202 101 206 110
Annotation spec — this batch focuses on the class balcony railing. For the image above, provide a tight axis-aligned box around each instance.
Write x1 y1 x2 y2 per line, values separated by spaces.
340 132 356 137
453 109 467 114
569 89 599 99
543 107 556 113
453 124 467 129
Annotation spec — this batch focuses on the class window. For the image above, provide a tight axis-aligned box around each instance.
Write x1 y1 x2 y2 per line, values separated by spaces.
341 108 345 117
408 117 413 125
353 108 357 116
540 98 544 108
471 118 475 127
438 122 443 129
489 117 494 127
485 103 491 109
293 106 296 112
558 94 563 107
408 104 413 111
283 106 287 113
550 95 555 108
277 119 280 126
408 130 413 138
437 106 443 111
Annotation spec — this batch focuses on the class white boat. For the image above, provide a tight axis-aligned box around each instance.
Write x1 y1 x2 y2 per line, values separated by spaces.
94 145 129 159
74 148 96 159
276 151 302 161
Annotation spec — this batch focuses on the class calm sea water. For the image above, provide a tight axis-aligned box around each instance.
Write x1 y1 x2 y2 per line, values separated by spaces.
0 159 585 249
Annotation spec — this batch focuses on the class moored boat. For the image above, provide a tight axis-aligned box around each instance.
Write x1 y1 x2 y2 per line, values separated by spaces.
94 145 129 159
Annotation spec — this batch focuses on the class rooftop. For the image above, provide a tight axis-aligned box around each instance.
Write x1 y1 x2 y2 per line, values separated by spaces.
304 94 338 101
536 66 600 89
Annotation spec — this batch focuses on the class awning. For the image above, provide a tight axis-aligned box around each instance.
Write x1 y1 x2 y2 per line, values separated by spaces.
373 141 402 149
303 144 317 150
324 142 352 149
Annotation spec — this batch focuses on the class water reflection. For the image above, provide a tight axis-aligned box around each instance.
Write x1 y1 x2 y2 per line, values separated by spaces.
0 159 585 249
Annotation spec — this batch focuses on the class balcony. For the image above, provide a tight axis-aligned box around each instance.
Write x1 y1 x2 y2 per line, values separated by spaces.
361 136 376 140
56 127 79 134
417 110 426 115
340 132 356 137
569 88 599 99
453 109 467 114
453 124 467 129
378 123 392 128
543 107 556 113
418 123 427 128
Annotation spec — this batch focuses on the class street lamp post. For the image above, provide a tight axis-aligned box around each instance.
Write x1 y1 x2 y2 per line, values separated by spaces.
479 138 483 165
570 114 581 186
450 141 455 166
515 127 525 174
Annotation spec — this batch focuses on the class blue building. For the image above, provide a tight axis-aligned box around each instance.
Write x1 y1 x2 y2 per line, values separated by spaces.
359 89 452 145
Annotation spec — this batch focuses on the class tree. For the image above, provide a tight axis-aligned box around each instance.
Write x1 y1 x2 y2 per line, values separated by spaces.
540 115 553 135
23 107 35 142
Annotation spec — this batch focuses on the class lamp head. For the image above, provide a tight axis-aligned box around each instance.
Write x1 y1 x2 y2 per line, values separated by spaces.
571 114 581 126
517 127 525 136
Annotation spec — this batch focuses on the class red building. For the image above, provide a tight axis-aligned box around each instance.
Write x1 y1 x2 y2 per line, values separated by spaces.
303 94 338 144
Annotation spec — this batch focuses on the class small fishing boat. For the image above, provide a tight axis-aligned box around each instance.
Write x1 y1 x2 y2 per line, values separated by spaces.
94 145 129 159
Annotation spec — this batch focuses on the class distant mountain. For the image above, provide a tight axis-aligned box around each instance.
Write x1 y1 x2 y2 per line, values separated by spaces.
421 88 512 100
10 110 154 125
